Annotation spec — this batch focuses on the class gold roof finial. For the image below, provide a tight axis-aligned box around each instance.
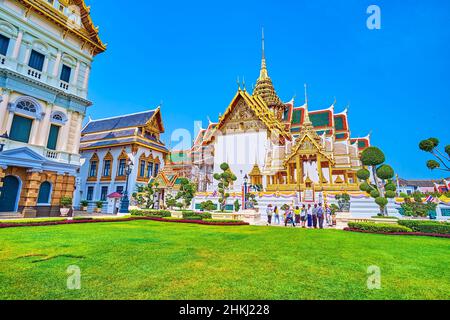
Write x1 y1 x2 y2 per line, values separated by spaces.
260 27 268 80
303 84 312 126
252 28 284 111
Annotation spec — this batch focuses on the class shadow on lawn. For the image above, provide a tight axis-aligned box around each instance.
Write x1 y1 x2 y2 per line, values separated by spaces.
16 253 86 263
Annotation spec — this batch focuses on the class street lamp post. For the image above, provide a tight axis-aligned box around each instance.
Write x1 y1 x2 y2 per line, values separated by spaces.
243 174 249 210
119 159 134 214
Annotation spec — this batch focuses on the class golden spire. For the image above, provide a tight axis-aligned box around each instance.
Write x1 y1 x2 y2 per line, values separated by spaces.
303 84 312 126
260 28 269 80
253 28 284 114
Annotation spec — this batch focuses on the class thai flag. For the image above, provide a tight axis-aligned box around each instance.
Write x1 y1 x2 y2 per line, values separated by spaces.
425 195 434 203
212 190 218 197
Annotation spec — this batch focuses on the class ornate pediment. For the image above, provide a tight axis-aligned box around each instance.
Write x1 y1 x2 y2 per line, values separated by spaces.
222 98 266 132
285 134 335 165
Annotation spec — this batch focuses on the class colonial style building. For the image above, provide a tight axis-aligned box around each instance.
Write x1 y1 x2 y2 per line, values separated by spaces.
0 0 105 216
75 108 168 213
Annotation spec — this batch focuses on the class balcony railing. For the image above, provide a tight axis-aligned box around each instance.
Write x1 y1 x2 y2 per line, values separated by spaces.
27 68 42 80
59 81 69 90
1 138 80 166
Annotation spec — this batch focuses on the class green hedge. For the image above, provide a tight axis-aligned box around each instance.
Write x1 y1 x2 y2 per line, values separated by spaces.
348 222 412 233
371 216 399 220
203 219 244 223
130 209 171 218
182 211 212 220
398 220 450 235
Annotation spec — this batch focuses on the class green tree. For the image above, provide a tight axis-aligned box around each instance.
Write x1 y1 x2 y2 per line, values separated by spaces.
357 147 396 216
234 199 241 212
200 200 217 211
135 182 159 209
213 163 237 212
165 194 177 210
175 178 197 209
419 137 450 172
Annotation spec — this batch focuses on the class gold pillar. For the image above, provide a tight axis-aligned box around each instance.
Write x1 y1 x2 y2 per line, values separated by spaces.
317 154 323 186
344 171 349 184
328 162 333 185
296 156 301 187
287 164 292 184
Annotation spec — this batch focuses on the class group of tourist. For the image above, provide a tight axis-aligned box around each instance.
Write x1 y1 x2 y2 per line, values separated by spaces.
265 204 336 229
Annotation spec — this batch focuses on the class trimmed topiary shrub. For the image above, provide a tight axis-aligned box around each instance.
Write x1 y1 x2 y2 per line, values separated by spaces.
348 222 412 233
130 209 171 218
357 169 371 181
359 146 396 215
385 190 396 199
182 211 212 220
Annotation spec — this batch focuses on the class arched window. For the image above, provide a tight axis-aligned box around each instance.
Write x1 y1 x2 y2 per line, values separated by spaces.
50 111 68 125
17 100 37 113
88 153 99 180
117 149 129 178
37 181 52 204
102 152 113 178
8 96 43 120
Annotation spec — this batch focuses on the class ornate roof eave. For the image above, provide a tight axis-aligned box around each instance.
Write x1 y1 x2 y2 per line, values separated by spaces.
145 106 165 133
18 0 106 55
202 90 291 145
284 131 335 166
245 92 292 142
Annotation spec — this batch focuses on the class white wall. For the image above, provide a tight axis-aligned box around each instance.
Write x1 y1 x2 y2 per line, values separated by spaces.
213 130 268 191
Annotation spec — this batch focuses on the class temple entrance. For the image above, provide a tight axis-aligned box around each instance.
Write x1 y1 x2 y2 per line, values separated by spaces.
0 176 21 212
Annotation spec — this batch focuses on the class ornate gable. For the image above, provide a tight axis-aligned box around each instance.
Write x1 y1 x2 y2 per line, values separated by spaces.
221 96 267 132
145 108 165 134
204 90 291 145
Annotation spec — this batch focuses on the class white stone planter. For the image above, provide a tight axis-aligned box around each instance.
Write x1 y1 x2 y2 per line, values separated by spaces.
60 208 70 217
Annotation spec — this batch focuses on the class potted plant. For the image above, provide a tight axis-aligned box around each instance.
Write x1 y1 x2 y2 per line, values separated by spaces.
80 200 89 211
95 201 104 213
60 197 72 217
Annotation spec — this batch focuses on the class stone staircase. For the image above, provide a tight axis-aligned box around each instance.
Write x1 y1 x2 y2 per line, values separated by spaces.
0 212 23 220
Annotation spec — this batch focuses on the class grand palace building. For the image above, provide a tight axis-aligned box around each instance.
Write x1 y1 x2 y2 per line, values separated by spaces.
0 0 105 216
189 35 371 206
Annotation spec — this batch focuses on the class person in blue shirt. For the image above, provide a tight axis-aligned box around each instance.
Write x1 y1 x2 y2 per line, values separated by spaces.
317 203 325 229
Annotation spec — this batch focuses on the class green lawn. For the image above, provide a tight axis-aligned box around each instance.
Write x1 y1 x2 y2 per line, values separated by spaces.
0 220 449 300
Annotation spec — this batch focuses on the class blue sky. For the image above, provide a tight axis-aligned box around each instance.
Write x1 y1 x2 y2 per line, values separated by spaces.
86 0 449 179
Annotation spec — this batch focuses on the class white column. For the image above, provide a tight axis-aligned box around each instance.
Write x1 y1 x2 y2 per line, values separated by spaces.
82 65 91 89
28 119 40 145
71 112 83 154
42 57 49 74
52 51 62 77
12 30 23 60
0 90 11 134
58 111 72 152
37 104 53 146
72 61 80 86
23 46 31 65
